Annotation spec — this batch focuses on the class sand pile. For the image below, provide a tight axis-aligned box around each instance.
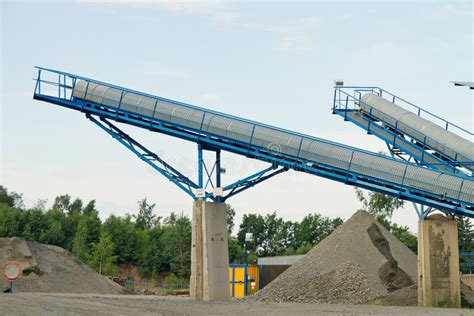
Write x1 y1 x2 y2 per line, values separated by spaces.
0 237 126 294
252 210 417 304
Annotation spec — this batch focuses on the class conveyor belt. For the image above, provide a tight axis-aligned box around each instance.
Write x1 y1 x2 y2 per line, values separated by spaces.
32 67 474 217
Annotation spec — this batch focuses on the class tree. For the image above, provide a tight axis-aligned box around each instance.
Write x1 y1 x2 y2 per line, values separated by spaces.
0 203 22 237
39 208 66 247
138 225 166 278
355 188 404 219
135 198 157 229
72 217 89 262
228 236 245 263
237 212 296 257
163 213 192 280
261 212 294 256
457 216 474 253
83 202 102 247
293 213 343 249
21 202 48 241
52 195 72 213
89 232 116 275
226 204 236 235
457 216 474 273
0 185 23 208
237 213 265 254
102 214 141 264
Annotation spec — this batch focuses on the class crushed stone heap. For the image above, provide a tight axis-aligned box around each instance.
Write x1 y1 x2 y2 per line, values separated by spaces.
252 210 417 304
0 237 126 294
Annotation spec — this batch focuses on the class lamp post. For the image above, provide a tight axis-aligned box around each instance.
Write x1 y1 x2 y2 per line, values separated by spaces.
244 232 254 264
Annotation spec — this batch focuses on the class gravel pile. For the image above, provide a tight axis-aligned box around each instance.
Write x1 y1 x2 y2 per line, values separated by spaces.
252 210 417 304
0 237 126 294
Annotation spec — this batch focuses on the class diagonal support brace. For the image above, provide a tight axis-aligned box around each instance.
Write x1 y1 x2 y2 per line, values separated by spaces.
413 203 434 221
87 114 198 199
215 164 289 202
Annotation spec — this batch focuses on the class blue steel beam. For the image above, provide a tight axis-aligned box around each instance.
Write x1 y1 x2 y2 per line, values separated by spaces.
215 165 288 201
32 68 474 218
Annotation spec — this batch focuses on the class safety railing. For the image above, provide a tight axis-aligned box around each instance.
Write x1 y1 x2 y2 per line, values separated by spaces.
333 86 473 140
34 67 427 167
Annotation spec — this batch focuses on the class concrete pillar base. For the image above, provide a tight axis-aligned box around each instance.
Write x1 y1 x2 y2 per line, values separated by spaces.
418 213 461 308
190 200 230 301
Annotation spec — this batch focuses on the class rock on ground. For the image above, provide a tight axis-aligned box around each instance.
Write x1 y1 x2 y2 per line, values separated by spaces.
252 210 417 304
0 237 126 294
372 282 474 309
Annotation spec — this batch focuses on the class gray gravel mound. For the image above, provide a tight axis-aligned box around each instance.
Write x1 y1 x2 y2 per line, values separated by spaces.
0 237 126 294
252 210 417 304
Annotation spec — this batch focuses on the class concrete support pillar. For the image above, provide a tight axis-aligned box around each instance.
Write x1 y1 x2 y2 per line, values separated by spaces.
418 214 461 308
190 200 229 301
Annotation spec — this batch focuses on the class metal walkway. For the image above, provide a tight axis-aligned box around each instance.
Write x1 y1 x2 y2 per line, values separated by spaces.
32 67 474 218
332 87 473 176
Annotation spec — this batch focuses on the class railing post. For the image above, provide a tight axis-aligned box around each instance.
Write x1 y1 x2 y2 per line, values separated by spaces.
420 135 427 164
70 78 77 101
198 144 203 188
248 125 256 155
84 81 91 99
116 90 125 120
216 150 221 188
453 153 458 173
296 137 303 159
392 121 399 146
35 69 41 95
344 95 349 120
367 108 373 134
346 151 355 183
400 160 410 195
63 74 66 98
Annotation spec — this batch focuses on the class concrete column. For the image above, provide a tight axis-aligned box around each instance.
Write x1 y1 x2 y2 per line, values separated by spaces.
418 213 461 308
190 200 229 301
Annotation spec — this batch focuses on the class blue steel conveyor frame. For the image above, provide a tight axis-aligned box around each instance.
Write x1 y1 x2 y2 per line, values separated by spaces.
332 86 473 176
332 86 473 219
32 67 473 218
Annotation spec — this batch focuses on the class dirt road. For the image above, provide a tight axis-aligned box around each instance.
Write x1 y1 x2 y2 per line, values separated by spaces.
1 293 473 315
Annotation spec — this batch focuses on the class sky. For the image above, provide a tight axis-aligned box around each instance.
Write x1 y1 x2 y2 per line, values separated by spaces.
1 0 473 234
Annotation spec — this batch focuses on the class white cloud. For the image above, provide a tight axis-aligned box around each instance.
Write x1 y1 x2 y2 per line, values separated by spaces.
134 62 190 79
421 3 473 19
248 16 321 53
202 92 220 101
77 0 240 24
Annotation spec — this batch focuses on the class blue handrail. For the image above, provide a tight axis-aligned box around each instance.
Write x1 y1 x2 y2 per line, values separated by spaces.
334 85 473 137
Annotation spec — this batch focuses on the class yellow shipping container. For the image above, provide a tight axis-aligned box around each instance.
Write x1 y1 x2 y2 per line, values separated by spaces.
229 264 260 298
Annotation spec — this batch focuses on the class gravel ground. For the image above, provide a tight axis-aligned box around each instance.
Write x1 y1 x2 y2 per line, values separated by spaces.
1 293 473 316
0 237 126 294
253 210 417 304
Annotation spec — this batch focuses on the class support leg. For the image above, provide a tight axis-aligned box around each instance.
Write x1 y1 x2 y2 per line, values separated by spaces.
418 213 461 308
190 200 229 301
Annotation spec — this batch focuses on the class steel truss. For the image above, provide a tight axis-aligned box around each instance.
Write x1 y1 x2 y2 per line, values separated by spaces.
88 115 288 202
